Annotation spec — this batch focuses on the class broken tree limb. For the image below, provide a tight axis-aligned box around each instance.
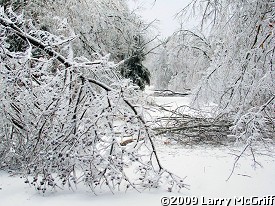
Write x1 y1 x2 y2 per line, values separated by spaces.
0 15 165 173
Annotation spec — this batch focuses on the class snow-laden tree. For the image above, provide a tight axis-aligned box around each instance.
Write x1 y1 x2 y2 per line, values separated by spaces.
148 42 172 90
149 30 211 92
0 7 186 193
1 0 151 89
1 0 139 57
178 0 275 143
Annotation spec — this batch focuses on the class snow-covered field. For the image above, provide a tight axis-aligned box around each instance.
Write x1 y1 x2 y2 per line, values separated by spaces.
1 94 275 206
1 144 275 206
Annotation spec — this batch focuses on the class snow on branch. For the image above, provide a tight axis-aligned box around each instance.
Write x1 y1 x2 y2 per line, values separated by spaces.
0 7 187 194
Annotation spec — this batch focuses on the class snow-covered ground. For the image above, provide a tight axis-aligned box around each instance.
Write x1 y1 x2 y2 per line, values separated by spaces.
1 93 275 206
1 143 275 206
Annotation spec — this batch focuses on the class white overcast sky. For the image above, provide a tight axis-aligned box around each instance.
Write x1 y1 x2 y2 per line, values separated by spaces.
127 0 195 37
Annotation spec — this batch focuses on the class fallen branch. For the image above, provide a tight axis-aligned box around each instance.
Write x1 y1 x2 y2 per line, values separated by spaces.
153 89 191 97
